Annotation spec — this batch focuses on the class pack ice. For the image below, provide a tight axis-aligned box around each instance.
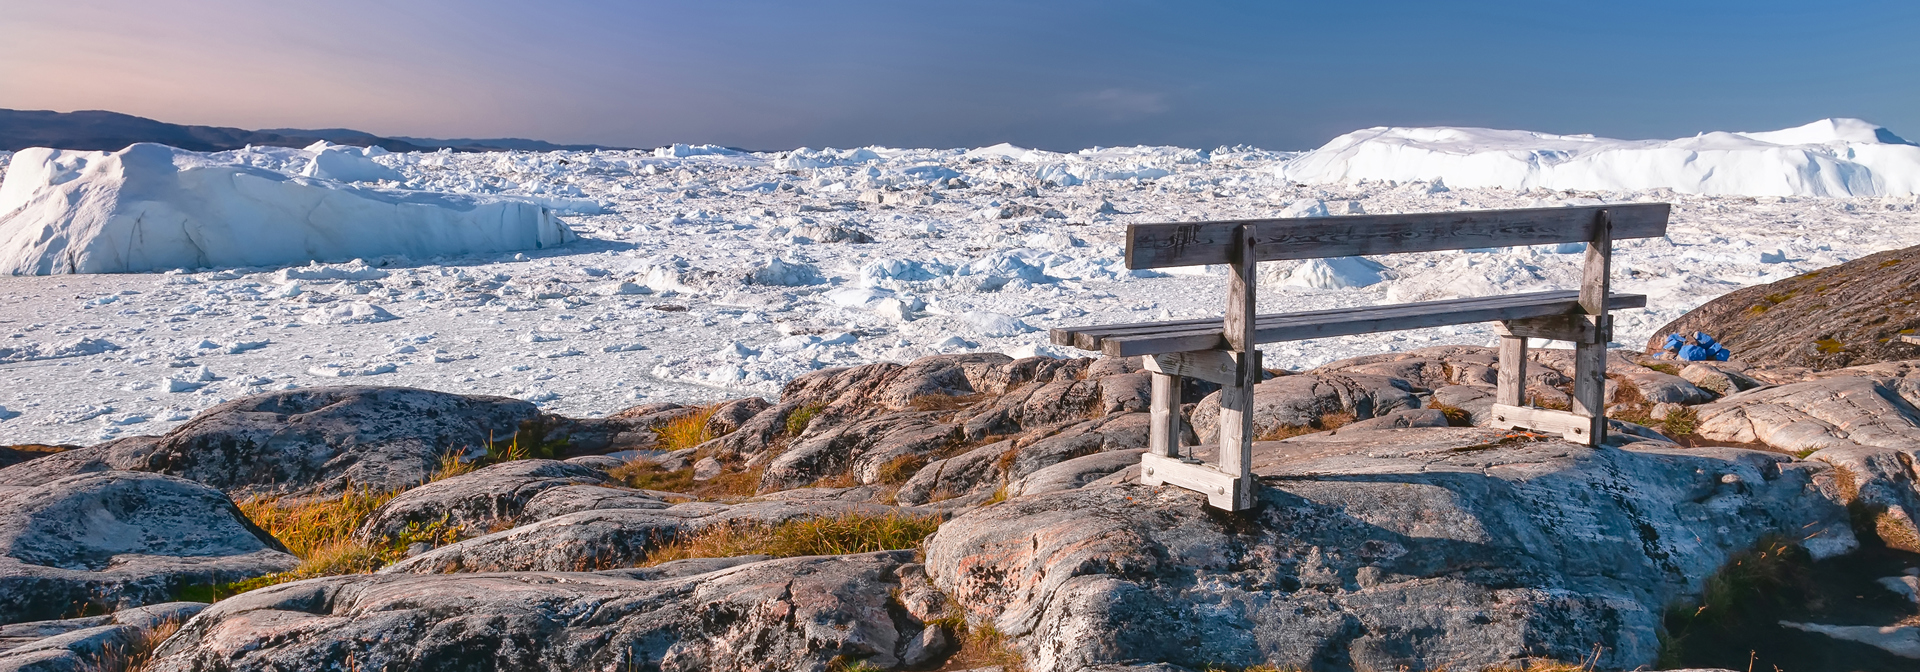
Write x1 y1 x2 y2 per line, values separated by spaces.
1281 118 1920 197
0 143 576 274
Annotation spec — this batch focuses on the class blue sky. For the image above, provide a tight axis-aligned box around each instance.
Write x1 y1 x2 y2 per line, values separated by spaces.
3 0 1916 150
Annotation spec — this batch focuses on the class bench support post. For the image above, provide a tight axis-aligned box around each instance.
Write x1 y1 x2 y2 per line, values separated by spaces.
1495 333 1527 407
1213 224 1260 510
1147 371 1183 458
1572 211 1613 445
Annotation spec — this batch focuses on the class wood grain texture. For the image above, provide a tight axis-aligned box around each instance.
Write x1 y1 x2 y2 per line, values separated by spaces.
1571 317 1611 445
1496 336 1527 407
1488 403 1598 446
1143 351 1241 386
1139 453 1254 510
1125 203 1669 269
1084 292 1648 357
1148 371 1184 458
1497 314 1602 343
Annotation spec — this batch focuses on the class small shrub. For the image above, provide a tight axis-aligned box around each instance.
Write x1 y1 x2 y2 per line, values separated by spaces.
643 511 942 566
1428 403 1474 427
1660 406 1699 437
784 403 826 437
658 406 719 452
485 418 569 463
1253 410 1357 441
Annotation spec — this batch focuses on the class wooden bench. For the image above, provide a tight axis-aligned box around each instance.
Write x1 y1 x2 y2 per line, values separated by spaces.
1050 204 1672 510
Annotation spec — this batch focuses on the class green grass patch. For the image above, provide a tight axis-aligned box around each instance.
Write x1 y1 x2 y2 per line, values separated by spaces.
784 403 826 437
1658 536 1813 668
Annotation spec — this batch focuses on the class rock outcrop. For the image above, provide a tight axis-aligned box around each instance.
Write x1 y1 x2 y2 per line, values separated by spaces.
0 472 296 625
0 387 543 496
379 497 924 574
927 427 1855 672
354 459 613 544
144 552 952 672
0 601 204 672
1694 359 1920 549
1647 242 1920 370
7 344 1912 670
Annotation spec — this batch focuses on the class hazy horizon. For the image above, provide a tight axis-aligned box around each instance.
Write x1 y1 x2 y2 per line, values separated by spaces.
4 0 1917 152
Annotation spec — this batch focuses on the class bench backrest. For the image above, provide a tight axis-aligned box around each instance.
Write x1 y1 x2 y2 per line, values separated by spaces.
1123 203 1670 269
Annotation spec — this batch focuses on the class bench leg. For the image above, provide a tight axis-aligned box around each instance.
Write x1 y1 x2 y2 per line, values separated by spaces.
1572 316 1610 444
1496 333 1527 407
1148 371 1183 458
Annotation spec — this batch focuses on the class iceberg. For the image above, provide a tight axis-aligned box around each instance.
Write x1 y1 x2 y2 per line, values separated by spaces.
0 143 576 274
1280 118 1920 197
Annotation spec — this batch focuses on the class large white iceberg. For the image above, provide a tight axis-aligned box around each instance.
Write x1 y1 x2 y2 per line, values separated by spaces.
0 143 575 274
1280 118 1920 197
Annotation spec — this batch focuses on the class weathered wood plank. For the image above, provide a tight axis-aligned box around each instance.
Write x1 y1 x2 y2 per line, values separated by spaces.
1140 453 1255 510
1100 293 1648 357
1125 203 1670 269
1053 290 1647 353
1148 372 1183 458
1144 351 1241 386
1573 210 1613 444
1487 403 1599 446
1496 336 1526 407
1218 226 1259 485
1496 314 1602 343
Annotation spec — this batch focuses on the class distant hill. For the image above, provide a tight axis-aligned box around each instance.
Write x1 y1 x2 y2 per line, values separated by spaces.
0 109 631 153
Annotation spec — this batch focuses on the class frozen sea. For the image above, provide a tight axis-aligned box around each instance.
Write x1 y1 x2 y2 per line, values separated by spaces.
0 135 1916 446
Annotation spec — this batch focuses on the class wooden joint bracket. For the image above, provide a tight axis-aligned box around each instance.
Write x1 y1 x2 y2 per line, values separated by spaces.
1488 403 1599 446
1140 452 1257 510
1495 314 1611 344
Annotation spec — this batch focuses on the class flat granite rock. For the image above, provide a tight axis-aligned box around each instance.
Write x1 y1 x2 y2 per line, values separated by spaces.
354 459 611 544
0 472 296 625
1694 360 1920 549
0 387 543 497
926 427 1855 672
144 551 951 672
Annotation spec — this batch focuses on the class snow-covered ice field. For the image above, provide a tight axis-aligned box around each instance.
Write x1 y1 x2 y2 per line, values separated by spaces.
1 121 1917 446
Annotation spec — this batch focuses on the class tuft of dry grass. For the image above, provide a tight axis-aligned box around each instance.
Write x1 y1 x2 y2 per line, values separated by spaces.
642 511 941 566
429 451 479 482
910 393 985 413
875 454 929 485
937 619 1026 672
609 462 698 492
77 617 182 672
1428 403 1475 427
1253 410 1356 441
1659 536 1812 668
658 405 719 452
207 489 462 598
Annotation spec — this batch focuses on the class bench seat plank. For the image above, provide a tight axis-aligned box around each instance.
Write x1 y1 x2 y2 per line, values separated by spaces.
1050 290 1646 357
